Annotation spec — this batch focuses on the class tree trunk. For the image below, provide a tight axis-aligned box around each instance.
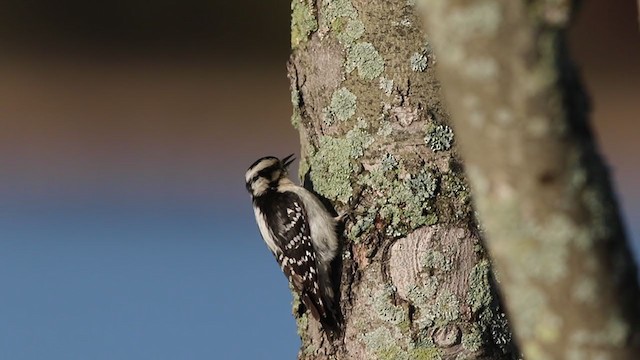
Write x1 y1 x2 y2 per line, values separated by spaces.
417 1 640 359
288 1 518 358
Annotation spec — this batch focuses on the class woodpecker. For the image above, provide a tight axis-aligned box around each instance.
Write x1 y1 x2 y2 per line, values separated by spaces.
245 154 340 331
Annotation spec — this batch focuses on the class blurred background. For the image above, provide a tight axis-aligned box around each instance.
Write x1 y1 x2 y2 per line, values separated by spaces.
0 1 637 359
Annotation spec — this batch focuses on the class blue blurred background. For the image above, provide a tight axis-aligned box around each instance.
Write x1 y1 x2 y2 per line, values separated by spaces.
0 1 638 359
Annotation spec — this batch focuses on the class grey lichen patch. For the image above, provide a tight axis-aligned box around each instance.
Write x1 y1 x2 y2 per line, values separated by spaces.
335 18 365 46
426 290 460 326
407 347 443 360
329 87 357 122
376 345 406 360
346 120 375 157
410 52 429 72
298 146 312 181
482 310 512 350
422 276 439 299
291 289 309 337
407 285 436 328
348 209 376 240
309 119 373 204
486 317 513 349
407 285 432 307
467 259 492 312
291 83 301 108
290 86 302 128
309 136 356 204
424 123 454 152
359 166 437 236
381 153 399 172
441 173 468 198
377 119 393 137
291 0 318 48
291 108 302 129
296 312 309 338
359 327 397 356
323 0 357 28
372 286 407 325
346 42 385 80
421 250 453 273
301 341 318 356
462 325 483 352
360 166 439 233
440 173 472 220
378 346 443 360
379 77 394 96
408 171 438 203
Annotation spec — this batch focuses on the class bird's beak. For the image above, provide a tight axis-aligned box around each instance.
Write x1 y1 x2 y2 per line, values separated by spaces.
282 154 295 168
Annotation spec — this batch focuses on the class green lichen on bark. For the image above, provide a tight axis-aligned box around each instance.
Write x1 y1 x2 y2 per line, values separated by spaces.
346 42 385 80
308 136 356 204
290 84 302 128
424 122 454 152
291 0 318 49
323 0 358 26
422 249 454 273
410 51 429 72
467 259 492 313
372 286 409 325
359 323 443 360
359 327 397 356
379 77 394 96
358 165 439 236
462 325 484 352
377 346 443 360
428 290 460 326
335 18 365 46
328 87 357 122
307 120 374 204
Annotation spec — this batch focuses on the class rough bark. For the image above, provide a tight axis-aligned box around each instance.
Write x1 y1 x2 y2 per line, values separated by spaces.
417 1 640 359
287 1 519 359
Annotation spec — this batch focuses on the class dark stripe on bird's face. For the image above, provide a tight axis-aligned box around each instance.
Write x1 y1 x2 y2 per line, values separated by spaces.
246 163 283 193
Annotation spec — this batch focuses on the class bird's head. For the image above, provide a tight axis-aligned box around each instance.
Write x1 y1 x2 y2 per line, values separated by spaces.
245 154 295 196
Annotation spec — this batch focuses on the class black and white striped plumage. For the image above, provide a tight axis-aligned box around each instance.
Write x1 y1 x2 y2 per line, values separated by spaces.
245 154 340 331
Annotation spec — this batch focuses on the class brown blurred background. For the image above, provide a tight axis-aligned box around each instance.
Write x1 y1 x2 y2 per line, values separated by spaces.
0 0 637 208
0 1 636 205
0 0 295 205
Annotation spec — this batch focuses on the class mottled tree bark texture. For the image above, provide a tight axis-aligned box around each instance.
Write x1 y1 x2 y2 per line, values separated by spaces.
417 1 640 359
288 1 518 359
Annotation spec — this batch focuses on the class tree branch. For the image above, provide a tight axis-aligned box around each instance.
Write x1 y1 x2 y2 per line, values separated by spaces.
289 0 520 358
418 0 640 357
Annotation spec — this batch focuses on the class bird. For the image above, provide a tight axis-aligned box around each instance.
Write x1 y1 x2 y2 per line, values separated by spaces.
245 154 341 332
